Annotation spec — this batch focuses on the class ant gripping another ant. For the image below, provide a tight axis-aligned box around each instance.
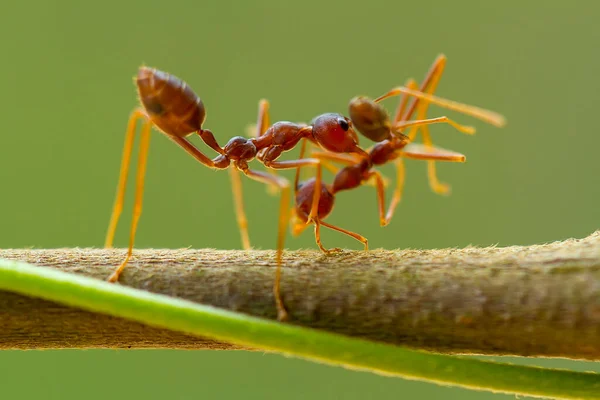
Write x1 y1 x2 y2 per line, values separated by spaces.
104 56 505 321
290 55 505 252
104 66 371 321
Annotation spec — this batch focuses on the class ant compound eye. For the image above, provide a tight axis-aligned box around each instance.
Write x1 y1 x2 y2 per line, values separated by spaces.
338 118 349 131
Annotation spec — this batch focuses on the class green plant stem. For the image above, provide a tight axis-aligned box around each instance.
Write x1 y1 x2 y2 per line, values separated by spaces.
1 232 599 358
0 257 598 400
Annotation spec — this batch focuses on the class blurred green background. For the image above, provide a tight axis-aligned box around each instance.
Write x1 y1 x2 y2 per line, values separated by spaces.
1 0 598 398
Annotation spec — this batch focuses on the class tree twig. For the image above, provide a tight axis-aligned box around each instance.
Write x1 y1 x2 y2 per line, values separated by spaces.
1 232 599 359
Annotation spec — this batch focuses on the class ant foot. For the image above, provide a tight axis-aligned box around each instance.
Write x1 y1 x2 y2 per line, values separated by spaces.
277 308 289 321
323 247 343 254
432 182 451 196
107 272 120 283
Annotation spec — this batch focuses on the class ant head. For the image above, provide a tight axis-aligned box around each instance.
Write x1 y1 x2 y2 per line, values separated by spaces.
310 113 361 154
295 178 335 223
348 96 392 142
223 136 257 160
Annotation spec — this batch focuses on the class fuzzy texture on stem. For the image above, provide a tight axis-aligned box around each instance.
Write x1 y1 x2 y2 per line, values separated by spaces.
1 232 599 359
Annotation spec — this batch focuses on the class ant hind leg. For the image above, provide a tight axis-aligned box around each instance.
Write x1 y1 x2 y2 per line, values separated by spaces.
105 108 148 249
107 111 152 282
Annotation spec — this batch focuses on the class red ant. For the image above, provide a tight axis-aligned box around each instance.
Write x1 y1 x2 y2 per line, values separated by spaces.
104 66 372 320
290 55 505 250
104 57 504 321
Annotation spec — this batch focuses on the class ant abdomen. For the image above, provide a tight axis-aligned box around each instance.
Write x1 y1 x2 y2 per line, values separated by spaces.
136 67 206 138
295 178 335 222
348 96 392 142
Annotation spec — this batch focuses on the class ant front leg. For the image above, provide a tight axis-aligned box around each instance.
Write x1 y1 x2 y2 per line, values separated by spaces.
239 166 290 321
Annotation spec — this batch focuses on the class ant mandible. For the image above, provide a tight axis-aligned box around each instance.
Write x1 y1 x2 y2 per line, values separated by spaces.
291 55 505 250
104 66 370 321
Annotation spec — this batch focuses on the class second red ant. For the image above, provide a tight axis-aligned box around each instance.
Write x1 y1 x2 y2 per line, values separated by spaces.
290 55 505 252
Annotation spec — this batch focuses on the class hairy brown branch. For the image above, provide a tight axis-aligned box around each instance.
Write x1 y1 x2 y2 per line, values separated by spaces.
1 232 599 359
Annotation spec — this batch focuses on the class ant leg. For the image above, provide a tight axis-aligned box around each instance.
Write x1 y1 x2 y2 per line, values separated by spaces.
167 136 221 168
290 207 310 237
386 60 467 195
392 77 473 194
257 100 281 195
319 220 368 251
313 218 342 253
107 114 152 282
105 109 147 248
411 59 450 195
293 138 308 191
290 134 347 244
383 159 406 226
240 167 290 321
227 99 272 250
395 116 475 135
309 151 390 190
389 56 447 123
266 158 323 224
172 136 253 252
400 55 447 123
256 99 271 135
375 87 506 128
393 78 418 123
363 169 390 227
366 150 456 227
309 151 361 165
293 139 340 184
400 143 466 162
197 129 224 155
229 168 251 250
